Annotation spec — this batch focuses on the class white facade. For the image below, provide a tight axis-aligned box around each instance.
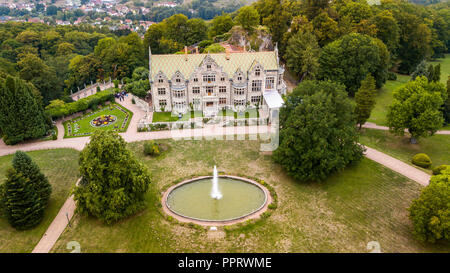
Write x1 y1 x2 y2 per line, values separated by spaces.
149 50 286 117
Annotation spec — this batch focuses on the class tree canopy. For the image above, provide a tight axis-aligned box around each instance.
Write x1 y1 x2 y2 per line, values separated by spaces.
0 76 49 145
318 33 389 96
387 76 446 142
273 80 364 181
74 131 152 224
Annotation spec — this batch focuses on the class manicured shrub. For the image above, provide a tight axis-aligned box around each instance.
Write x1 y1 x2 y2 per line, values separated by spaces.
432 165 449 175
387 71 397 81
144 140 160 156
412 153 432 169
132 98 136 104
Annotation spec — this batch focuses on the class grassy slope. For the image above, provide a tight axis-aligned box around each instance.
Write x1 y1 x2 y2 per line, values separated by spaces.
51 140 449 253
367 74 410 126
360 129 450 172
0 149 80 253
368 54 450 127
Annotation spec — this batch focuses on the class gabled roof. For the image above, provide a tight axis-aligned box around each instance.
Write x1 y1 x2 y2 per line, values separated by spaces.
150 51 278 81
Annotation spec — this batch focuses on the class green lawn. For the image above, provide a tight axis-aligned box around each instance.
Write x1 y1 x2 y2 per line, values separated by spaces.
0 149 80 253
50 140 449 253
217 108 260 119
367 74 410 126
152 111 203 122
153 109 259 122
360 129 450 171
63 103 132 138
430 53 450 85
368 54 450 127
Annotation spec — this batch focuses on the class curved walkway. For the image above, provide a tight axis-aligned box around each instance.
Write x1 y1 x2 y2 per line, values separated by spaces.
363 122 450 135
363 147 431 186
0 96 436 252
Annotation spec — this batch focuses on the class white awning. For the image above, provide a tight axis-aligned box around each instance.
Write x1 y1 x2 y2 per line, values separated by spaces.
263 91 284 109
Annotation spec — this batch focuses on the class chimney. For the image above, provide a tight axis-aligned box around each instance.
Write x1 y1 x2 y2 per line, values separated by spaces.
225 48 230 60
195 46 199 54
243 44 246 52
184 46 188 61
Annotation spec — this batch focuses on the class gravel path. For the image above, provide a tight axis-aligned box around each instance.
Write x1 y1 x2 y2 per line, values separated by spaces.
364 146 431 186
363 122 450 135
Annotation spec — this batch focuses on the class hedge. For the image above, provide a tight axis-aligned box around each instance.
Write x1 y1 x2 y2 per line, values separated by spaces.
45 89 115 119
412 153 432 169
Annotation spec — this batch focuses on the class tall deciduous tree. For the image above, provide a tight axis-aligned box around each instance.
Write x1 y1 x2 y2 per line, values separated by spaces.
74 131 152 224
273 80 364 181
254 0 292 45
318 33 389 96
17 53 61 104
395 12 432 74
0 76 48 145
284 30 320 81
302 0 329 20
387 76 446 143
355 74 377 129
12 151 51 207
372 10 400 56
235 6 260 32
2 168 44 230
208 13 234 39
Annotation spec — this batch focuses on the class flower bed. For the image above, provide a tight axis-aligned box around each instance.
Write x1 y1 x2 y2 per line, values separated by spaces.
63 104 133 138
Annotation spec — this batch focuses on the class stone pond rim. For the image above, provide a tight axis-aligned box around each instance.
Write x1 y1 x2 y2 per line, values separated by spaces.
161 175 272 226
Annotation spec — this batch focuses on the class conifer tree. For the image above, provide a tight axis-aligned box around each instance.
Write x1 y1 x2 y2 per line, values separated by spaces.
3 168 44 230
427 64 435 82
432 64 441 83
411 60 429 81
0 76 48 145
444 75 450 124
12 151 51 207
355 74 377 129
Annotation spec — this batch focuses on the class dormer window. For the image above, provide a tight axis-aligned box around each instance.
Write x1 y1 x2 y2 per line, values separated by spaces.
255 68 261 76
176 78 181 83
238 76 242 81
158 78 164 83
194 78 198 82
221 77 225 82
207 64 211 71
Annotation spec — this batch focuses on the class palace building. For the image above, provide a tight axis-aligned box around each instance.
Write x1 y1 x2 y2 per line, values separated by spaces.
149 47 286 117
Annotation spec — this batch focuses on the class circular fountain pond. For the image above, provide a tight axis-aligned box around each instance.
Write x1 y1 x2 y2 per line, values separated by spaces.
163 175 269 225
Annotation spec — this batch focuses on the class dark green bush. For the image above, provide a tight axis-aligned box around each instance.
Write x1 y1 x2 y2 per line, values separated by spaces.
387 71 397 81
412 153 432 168
143 140 160 156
